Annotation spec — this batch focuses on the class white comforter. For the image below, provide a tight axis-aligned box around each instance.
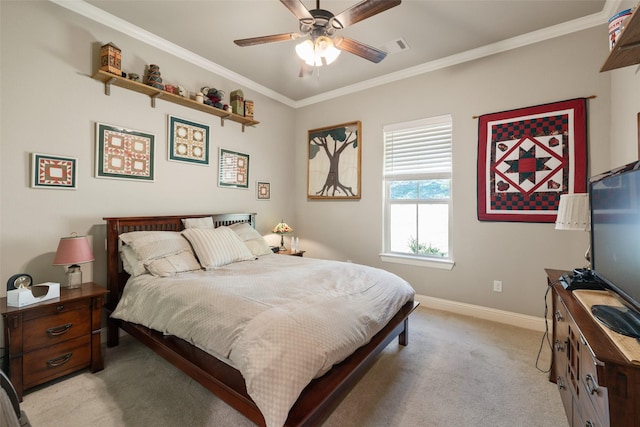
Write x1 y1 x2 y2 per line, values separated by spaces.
111 254 415 427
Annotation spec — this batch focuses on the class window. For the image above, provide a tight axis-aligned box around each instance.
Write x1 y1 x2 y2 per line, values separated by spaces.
382 115 453 269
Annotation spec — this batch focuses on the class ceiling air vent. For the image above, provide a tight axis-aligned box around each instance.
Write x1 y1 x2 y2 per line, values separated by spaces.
380 37 410 55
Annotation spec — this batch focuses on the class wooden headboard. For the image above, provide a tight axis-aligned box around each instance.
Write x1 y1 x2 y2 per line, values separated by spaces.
103 213 256 312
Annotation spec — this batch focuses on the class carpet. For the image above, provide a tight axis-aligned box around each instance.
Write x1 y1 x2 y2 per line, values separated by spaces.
20 307 567 426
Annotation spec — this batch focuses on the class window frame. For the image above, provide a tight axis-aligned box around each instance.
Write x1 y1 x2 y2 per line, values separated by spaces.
380 116 454 270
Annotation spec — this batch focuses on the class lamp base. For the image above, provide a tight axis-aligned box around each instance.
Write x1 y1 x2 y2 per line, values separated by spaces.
66 265 83 289
279 234 286 252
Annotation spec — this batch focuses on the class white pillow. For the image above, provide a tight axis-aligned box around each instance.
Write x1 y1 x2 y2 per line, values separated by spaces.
119 231 196 276
145 251 202 277
182 226 256 269
120 244 147 277
120 231 193 261
182 216 214 229
228 222 273 256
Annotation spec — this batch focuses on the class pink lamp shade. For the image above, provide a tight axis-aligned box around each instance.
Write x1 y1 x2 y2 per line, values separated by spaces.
53 235 94 266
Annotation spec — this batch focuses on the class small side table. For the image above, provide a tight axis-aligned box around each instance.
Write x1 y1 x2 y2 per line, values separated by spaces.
0 282 108 400
277 249 305 257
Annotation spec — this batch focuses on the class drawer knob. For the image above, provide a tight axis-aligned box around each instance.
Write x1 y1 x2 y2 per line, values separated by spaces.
56 305 64 311
556 376 566 390
585 373 600 395
46 352 72 368
46 323 72 337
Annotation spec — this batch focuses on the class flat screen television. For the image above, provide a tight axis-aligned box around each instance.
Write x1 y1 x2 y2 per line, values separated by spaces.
589 160 640 337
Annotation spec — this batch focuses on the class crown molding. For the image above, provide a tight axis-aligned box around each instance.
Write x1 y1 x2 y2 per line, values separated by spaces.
49 0 297 107
294 5 614 108
51 0 618 109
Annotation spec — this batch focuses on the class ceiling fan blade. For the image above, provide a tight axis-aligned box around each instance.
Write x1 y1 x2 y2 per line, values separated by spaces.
234 33 301 47
333 0 401 28
280 0 313 21
334 37 387 63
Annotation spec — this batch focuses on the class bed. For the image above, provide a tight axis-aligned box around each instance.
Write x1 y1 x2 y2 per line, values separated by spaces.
104 212 418 427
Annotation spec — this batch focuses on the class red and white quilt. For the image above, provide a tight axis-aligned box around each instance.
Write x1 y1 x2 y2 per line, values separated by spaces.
477 98 587 222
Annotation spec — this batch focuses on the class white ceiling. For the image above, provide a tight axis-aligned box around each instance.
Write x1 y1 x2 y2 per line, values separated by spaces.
57 0 619 107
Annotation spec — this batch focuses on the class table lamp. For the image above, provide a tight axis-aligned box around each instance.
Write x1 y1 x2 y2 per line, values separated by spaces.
272 220 292 251
53 234 94 288
555 193 591 268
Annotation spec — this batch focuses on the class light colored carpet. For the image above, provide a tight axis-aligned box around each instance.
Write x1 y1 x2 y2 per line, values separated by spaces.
20 307 567 426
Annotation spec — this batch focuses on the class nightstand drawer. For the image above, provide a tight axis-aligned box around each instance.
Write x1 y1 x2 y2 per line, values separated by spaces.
23 335 91 388
23 302 90 352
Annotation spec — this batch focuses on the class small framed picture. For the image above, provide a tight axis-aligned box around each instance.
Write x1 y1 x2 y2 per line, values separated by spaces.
31 153 77 190
95 123 155 182
257 181 271 200
168 115 210 165
218 148 249 189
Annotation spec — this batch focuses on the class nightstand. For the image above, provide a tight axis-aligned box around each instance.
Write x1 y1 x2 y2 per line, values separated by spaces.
277 249 305 257
0 282 108 400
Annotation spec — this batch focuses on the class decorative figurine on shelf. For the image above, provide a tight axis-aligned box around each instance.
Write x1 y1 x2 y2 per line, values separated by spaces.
145 64 164 90
100 42 122 75
200 87 225 109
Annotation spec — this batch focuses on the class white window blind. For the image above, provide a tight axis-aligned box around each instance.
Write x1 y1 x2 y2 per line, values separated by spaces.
384 115 452 177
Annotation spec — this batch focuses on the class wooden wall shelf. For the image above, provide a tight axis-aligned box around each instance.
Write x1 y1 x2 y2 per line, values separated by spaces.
92 70 259 131
601 5 640 72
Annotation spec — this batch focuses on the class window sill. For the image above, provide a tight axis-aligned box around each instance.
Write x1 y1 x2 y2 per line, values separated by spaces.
379 253 455 270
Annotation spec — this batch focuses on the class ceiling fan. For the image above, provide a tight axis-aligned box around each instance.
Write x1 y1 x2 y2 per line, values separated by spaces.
233 0 401 66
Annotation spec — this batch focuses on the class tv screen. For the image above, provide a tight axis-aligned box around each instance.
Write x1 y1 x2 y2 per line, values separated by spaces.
590 161 640 313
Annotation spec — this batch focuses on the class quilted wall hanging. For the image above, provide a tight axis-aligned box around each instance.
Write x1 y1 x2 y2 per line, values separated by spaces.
477 98 588 222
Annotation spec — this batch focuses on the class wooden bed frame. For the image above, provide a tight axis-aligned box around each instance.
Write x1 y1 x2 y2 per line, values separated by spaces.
104 213 418 427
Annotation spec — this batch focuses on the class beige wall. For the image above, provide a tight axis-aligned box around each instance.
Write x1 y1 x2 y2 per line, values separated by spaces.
0 1 295 290
293 26 614 317
1 2 638 320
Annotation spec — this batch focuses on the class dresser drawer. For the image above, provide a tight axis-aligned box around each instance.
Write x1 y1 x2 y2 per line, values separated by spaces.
579 339 609 426
23 335 91 389
22 300 90 352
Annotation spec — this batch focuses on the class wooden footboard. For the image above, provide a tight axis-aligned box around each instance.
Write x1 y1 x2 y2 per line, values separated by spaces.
109 300 418 427
104 213 419 426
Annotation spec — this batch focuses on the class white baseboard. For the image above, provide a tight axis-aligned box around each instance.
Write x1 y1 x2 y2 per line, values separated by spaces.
415 294 547 332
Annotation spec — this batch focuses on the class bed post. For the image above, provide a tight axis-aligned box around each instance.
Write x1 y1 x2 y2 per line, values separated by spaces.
105 218 121 347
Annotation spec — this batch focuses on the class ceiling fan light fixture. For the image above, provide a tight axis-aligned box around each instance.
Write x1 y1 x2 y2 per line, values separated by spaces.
295 37 341 67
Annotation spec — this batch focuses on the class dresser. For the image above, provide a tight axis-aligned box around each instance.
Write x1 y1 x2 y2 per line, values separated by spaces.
0 282 108 400
547 269 640 426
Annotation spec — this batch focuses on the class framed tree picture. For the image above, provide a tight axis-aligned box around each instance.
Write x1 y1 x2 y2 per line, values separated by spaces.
168 115 209 165
95 123 154 181
218 148 249 189
307 121 361 199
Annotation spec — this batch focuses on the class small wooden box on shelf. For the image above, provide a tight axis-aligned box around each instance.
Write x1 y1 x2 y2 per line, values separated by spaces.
0 282 108 400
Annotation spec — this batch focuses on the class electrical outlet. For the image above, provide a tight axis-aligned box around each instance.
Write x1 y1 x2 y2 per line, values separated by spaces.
493 280 503 292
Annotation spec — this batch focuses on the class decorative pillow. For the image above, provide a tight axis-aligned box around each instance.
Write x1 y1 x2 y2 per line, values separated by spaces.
144 251 202 277
182 216 214 229
228 222 273 256
182 226 256 269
